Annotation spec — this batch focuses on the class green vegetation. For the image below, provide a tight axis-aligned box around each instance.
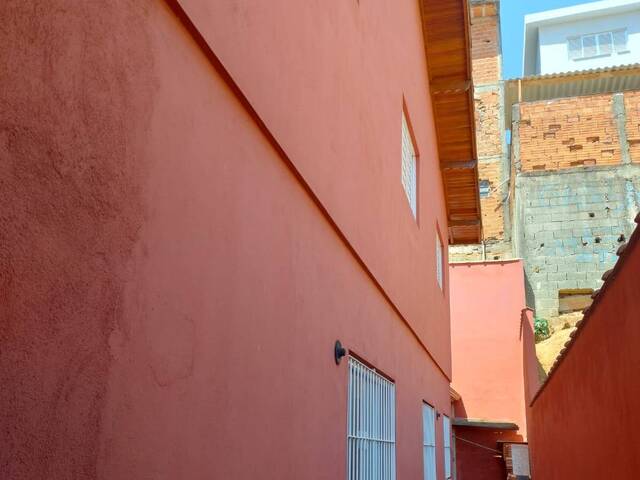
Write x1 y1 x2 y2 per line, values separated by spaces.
534 317 551 342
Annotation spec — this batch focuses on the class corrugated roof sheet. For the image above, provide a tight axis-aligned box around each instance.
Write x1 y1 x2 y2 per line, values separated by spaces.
504 63 640 129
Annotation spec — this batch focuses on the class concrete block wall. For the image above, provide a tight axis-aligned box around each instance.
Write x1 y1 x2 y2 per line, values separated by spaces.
448 241 513 263
516 166 640 317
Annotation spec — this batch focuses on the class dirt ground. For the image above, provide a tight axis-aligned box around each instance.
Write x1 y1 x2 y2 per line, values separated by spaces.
535 312 584 374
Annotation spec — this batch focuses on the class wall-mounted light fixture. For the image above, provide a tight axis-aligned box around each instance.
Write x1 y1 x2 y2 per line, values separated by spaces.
334 340 346 365
436 411 441 420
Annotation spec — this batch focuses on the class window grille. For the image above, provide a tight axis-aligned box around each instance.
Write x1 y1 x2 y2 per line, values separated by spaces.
568 29 628 60
347 357 396 480
436 233 444 290
422 403 436 480
443 415 452 479
401 112 417 219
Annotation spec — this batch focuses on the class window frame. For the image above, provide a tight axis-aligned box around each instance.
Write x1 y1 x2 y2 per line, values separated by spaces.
443 415 452 479
347 356 396 480
422 402 437 480
567 28 628 60
401 106 419 221
435 227 444 291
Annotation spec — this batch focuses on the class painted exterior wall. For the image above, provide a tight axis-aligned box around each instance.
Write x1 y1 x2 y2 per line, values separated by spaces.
537 10 640 75
526 221 640 480
449 260 531 480
523 0 640 75
0 1 456 479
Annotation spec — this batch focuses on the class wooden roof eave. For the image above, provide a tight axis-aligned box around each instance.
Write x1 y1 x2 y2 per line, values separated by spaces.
420 0 482 245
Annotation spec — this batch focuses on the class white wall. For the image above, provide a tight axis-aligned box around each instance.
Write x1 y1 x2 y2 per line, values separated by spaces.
537 10 640 74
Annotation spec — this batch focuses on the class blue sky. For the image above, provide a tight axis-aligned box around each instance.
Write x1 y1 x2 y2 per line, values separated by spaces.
501 0 601 78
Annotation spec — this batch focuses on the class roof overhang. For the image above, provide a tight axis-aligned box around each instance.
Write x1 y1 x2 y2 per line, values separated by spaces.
420 0 482 245
452 418 520 430
449 386 462 402
505 63 640 129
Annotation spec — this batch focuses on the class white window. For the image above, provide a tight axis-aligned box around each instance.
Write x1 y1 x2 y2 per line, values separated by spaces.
347 357 396 480
436 232 444 290
422 403 436 480
443 415 452 479
568 36 582 60
401 112 417 219
568 29 628 60
613 29 630 53
598 32 612 55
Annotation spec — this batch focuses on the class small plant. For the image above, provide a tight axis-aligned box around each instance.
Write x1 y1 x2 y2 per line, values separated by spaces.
534 317 551 342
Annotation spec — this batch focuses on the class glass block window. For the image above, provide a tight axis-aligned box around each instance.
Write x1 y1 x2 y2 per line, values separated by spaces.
443 415 452 479
347 357 396 480
568 29 628 60
422 403 436 480
401 112 417 219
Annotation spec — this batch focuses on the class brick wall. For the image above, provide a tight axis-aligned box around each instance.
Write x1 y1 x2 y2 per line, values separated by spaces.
515 167 640 317
475 90 502 156
469 0 508 247
625 90 640 162
478 158 505 240
470 1 500 86
518 94 620 171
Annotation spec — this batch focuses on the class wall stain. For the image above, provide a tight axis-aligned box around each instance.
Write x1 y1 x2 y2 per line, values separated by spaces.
0 1 157 478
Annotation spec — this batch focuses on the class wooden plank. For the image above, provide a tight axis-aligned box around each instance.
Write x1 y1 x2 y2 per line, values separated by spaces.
420 0 480 244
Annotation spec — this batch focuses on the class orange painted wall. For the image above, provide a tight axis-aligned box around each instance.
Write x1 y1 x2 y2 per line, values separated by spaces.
527 225 640 480
1 0 454 478
449 260 531 480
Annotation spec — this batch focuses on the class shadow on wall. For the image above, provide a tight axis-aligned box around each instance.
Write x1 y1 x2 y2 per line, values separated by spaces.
524 272 535 311
520 308 544 406
453 426 524 480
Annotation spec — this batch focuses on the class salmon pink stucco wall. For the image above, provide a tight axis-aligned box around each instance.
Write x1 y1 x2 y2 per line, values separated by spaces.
449 260 528 431
448 260 530 480
527 226 640 480
1 0 454 479
177 0 453 371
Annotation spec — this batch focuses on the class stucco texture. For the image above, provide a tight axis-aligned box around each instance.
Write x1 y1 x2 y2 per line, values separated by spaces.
449 260 531 480
1 1 453 479
0 1 156 478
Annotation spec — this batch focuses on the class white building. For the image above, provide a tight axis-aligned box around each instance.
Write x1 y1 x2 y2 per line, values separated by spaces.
523 0 640 76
